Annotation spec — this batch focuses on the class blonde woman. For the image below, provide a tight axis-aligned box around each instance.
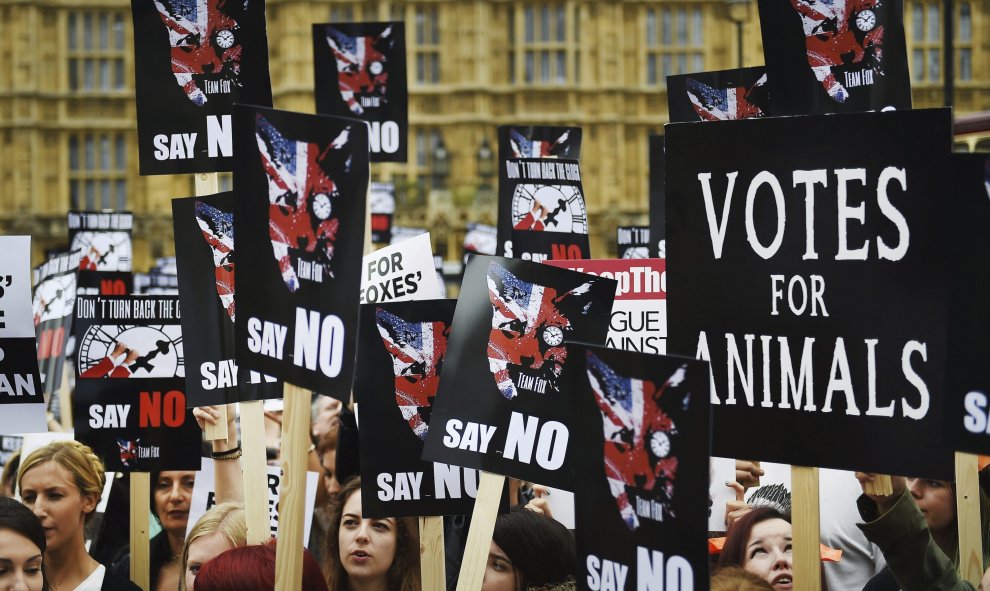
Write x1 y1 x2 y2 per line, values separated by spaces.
18 440 139 591
179 501 248 591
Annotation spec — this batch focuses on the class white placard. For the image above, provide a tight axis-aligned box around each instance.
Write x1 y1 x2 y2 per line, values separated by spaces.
186 458 319 545
360 233 442 304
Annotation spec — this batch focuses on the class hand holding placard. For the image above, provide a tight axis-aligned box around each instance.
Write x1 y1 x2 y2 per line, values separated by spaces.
855 472 903 513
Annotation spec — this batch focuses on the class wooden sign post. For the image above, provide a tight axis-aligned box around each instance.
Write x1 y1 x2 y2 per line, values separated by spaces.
791 466 821 591
241 400 272 544
129 472 150 590
955 451 983 586
274 383 311 590
419 516 446 591
456 471 505 591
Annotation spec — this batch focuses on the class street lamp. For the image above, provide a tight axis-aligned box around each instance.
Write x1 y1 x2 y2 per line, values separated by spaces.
432 138 450 189
476 138 495 179
725 0 751 69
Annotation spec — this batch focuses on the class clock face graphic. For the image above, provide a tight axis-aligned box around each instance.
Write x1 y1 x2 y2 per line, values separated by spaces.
542 325 564 347
78 324 184 378
313 193 333 220
650 431 671 459
215 29 236 50
855 9 876 32
511 184 588 234
71 232 132 272
33 275 76 324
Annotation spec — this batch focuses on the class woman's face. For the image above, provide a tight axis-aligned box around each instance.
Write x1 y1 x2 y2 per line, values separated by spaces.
481 541 518 591
0 528 44 591
908 478 955 534
154 471 195 535
743 518 793 591
338 490 397 583
184 531 232 591
19 461 95 554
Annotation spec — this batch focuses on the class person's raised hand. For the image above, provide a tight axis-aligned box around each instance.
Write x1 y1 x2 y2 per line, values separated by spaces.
524 484 554 520
735 460 764 489
725 480 751 531
855 472 905 515
193 405 224 431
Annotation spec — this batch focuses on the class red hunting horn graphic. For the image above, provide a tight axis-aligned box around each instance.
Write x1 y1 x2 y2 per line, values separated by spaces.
375 308 449 441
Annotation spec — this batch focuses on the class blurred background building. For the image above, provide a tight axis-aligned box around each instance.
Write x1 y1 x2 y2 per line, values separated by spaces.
1 0 987 272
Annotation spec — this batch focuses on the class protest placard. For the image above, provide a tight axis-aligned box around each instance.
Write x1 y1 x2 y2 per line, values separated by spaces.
757 0 910 115
648 135 665 258
370 182 396 244
186 458 318 544
69 211 133 272
667 66 770 122
356 300 479 517
360 234 443 304
173 192 281 406
233 105 368 399
665 108 954 478
616 227 651 259
547 259 666 356
77 271 133 297
33 250 81 421
131 0 272 174
571 346 710 591
422 255 615 487
73 295 201 471
0 237 48 433
314 22 408 162
946 154 990 455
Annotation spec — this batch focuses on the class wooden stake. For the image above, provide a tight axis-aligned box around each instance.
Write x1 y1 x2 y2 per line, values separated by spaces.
456 471 504 591
863 475 893 497
274 383 310 591
58 359 72 430
955 451 983 586
129 472 150 591
241 400 271 544
419 516 446 591
791 466 821 591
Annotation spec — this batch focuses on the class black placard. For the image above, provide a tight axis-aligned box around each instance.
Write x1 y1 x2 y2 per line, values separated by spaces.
233 105 368 398
422 256 615 487
648 135 665 258
314 22 408 163
617 226 651 259
946 154 990 455
497 158 590 262
73 295 201 472
68 212 133 272
757 0 910 115
665 108 953 479
76 271 134 297
131 0 273 174
370 182 396 244
173 192 281 406
572 346 710 591
667 67 769 122
356 300 479 517
33 251 80 410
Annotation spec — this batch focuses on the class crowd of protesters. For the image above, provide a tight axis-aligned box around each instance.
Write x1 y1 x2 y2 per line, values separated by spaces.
1 396 988 590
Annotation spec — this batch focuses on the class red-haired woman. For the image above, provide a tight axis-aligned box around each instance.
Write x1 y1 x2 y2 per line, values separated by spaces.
717 507 794 591
194 541 327 591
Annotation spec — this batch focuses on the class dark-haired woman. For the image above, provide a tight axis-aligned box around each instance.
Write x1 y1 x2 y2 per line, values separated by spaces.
482 506 577 591
0 496 49 591
716 506 793 591
324 477 420 591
